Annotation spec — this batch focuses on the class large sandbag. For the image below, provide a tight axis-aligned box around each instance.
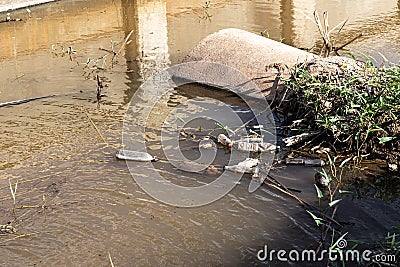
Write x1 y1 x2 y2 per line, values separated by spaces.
182 28 318 100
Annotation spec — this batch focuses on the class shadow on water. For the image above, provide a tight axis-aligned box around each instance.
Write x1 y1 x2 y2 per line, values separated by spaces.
0 0 399 266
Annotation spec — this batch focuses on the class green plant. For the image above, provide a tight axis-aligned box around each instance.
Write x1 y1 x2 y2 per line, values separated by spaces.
309 10 362 57
347 231 400 265
284 62 400 166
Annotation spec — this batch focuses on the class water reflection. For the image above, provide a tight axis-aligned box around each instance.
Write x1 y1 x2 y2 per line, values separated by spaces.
122 0 170 81
279 0 295 46
0 0 398 62
121 0 171 104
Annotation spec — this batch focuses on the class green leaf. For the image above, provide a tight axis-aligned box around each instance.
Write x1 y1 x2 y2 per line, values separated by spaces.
324 151 335 166
329 199 342 207
390 233 396 247
319 168 332 183
339 157 352 168
339 189 353 195
249 129 259 136
378 52 389 63
215 122 235 134
260 128 273 136
366 127 386 134
177 116 185 124
306 210 324 226
314 184 324 199
343 51 355 60
378 136 396 144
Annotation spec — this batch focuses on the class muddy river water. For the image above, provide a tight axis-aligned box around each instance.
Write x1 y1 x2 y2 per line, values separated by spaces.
0 0 399 266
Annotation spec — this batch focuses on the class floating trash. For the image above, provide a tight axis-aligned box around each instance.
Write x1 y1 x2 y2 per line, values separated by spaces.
251 162 271 184
283 132 319 147
311 145 332 154
239 137 263 143
116 150 156 162
388 163 398 172
236 141 278 152
225 158 259 174
199 142 214 149
285 158 325 166
217 134 232 147
199 137 216 150
0 224 16 234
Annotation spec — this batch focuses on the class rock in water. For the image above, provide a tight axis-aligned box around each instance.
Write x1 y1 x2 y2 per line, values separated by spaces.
182 28 317 101
116 150 155 162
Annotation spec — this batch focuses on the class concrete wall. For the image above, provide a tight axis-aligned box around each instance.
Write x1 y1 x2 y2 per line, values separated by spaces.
0 0 56 13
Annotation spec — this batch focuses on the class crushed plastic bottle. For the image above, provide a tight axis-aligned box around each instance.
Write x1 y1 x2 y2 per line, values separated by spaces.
224 158 259 174
285 158 325 166
236 141 278 152
116 150 156 162
217 134 232 147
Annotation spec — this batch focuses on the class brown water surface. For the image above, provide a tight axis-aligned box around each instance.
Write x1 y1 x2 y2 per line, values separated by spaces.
0 0 399 266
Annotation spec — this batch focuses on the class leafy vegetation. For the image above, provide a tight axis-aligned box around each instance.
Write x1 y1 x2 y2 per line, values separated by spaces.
283 60 400 169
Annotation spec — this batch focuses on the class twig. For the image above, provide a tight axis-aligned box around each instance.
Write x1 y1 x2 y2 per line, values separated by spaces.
233 115 257 134
333 33 362 52
99 48 116 55
0 18 22 23
81 107 108 144
232 108 271 135
107 30 133 68
0 233 33 245
264 174 343 227
96 75 103 100
14 74 25 80
296 130 326 150
267 182 306 205
276 86 289 110
0 95 57 108
16 205 42 209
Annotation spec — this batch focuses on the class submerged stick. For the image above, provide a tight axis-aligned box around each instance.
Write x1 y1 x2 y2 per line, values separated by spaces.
0 234 33 245
107 30 134 68
0 95 57 108
81 107 107 144
0 18 22 24
263 173 343 227
333 33 363 52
